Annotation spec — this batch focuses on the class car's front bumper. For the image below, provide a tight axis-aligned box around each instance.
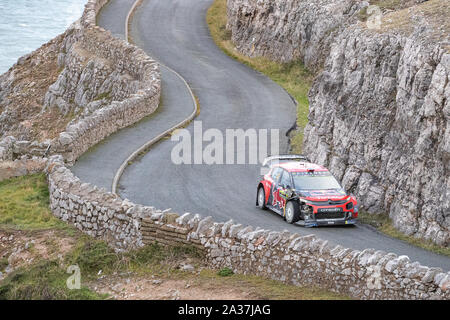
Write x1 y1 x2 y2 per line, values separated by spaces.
297 218 357 227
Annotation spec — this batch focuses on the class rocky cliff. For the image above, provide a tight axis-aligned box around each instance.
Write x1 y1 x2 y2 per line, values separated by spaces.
0 34 67 142
227 0 449 246
227 0 428 72
227 0 364 72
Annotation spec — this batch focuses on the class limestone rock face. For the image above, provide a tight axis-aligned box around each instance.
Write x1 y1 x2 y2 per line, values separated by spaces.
226 0 428 72
43 28 144 116
226 0 367 72
227 0 449 246
303 25 449 246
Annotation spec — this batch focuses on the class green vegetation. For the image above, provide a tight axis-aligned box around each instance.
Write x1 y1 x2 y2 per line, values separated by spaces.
94 91 111 101
66 238 204 279
0 174 67 231
217 267 234 277
206 0 313 153
0 260 106 300
357 6 371 22
0 174 203 299
358 211 450 257
0 258 8 271
0 233 204 300
0 234 349 300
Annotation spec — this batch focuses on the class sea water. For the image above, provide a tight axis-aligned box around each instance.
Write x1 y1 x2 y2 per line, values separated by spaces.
0 0 86 74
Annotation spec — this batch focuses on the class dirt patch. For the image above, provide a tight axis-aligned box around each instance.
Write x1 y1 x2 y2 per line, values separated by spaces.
365 0 450 42
91 273 257 300
0 229 76 277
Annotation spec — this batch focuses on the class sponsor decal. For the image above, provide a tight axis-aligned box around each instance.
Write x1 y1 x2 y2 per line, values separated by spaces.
318 207 343 213
300 189 346 198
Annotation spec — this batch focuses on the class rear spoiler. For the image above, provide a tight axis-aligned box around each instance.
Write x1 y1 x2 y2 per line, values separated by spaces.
262 154 310 167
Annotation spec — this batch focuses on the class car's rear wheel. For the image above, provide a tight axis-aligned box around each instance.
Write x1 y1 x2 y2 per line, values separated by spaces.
257 187 267 210
285 201 301 224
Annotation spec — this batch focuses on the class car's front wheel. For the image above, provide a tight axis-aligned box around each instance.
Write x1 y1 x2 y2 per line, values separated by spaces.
285 201 301 224
257 187 267 210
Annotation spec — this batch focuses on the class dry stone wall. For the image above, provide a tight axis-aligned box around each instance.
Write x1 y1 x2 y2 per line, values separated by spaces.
227 0 449 246
45 156 149 250
197 217 450 300
0 158 48 182
43 156 450 299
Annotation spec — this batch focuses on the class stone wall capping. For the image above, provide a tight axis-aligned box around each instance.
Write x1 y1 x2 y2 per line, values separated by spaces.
318 240 330 255
330 245 344 256
287 236 304 250
176 212 194 226
220 219 234 237
242 229 265 242
213 221 225 232
236 226 254 240
187 214 203 230
196 216 214 235
228 224 244 238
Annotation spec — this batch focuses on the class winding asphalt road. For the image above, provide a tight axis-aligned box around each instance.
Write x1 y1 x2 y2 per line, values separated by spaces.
72 0 450 271
72 0 196 191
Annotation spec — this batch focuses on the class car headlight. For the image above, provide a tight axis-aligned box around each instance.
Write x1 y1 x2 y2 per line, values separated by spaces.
301 205 313 220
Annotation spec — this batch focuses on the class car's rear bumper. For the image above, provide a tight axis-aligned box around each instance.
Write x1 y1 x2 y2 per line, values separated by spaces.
298 218 357 227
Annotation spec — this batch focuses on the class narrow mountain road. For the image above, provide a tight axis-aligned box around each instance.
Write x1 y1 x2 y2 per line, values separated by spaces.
71 0 196 191
73 0 450 271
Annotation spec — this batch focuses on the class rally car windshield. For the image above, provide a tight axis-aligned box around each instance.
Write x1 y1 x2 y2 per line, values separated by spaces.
292 172 342 190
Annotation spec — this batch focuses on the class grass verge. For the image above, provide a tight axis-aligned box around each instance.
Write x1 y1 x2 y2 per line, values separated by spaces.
358 211 450 257
206 0 314 153
0 233 203 300
1 235 350 300
0 174 69 231
0 260 106 300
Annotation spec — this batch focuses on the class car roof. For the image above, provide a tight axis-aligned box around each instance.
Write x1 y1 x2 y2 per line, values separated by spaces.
262 154 309 166
273 161 329 173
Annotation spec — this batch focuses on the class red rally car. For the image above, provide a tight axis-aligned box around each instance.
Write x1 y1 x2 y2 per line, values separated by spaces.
256 155 358 226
